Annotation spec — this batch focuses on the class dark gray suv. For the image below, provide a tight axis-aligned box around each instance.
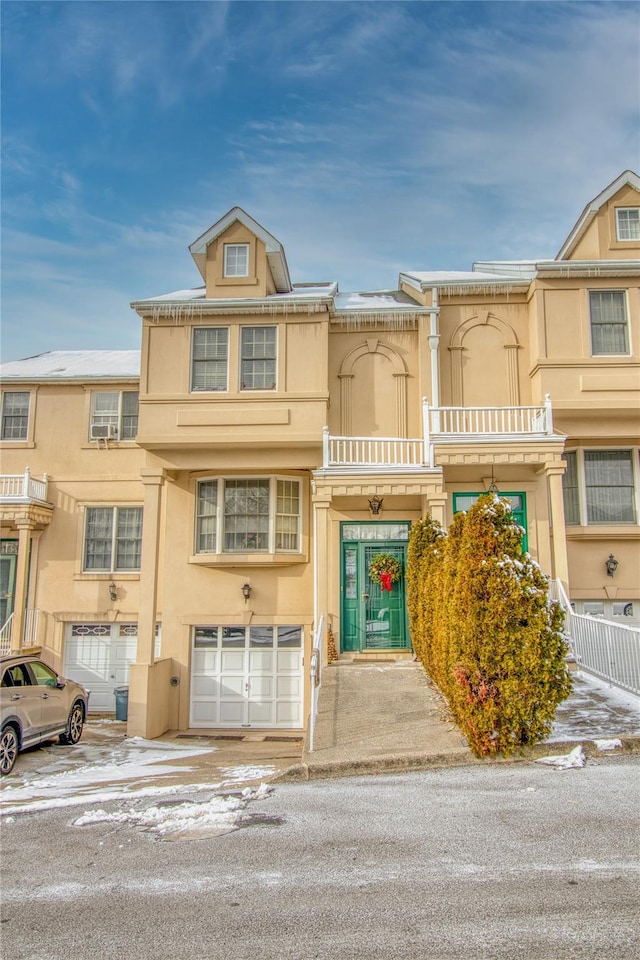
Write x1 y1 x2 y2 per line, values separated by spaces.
1 655 89 775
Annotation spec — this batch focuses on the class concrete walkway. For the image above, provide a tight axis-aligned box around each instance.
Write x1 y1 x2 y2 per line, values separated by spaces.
300 659 473 777
296 658 640 780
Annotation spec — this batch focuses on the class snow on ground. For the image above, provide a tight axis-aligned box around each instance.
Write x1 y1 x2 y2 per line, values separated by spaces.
0 735 276 819
549 671 640 742
72 782 274 841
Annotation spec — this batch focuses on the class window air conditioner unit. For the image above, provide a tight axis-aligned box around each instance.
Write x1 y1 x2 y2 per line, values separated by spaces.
90 424 118 441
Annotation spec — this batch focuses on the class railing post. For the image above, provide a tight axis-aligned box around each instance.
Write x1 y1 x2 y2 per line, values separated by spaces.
422 398 432 467
322 426 330 468
23 467 30 498
545 394 553 435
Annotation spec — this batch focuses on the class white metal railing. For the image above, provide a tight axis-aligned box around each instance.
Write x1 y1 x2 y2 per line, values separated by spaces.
425 395 553 440
0 469 49 502
551 580 640 697
0 614 14 655
308 614 325 753
323 428 426 470
0 609 41 654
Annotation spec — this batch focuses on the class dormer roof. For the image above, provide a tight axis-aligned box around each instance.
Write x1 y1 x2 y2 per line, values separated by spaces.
188 206 292 293
556 169 640 260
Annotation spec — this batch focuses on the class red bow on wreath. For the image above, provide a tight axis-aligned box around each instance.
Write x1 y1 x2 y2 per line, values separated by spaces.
380 571 394 592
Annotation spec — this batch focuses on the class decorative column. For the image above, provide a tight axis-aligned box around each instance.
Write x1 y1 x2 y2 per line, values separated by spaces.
394 373 408 437
545 462 570 588
504 344 521 405
135 468 165 666
448 345 465 405
10 521 34 652
128 468 165 739
312 493 332 663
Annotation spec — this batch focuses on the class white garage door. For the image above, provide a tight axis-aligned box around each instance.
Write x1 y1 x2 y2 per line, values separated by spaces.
190 625 303 729
64 624 161 713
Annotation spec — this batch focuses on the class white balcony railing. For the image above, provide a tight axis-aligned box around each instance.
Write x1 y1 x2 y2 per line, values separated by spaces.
0 608 41 654
0 469 49 503
323 429 426 470
425 395 553 441
321 397 555 471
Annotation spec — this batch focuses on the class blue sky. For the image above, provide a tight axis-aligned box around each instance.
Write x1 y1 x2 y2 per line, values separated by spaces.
1 0 638 361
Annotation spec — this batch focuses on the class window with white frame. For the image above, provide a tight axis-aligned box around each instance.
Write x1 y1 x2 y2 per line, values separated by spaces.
83 506 143 571
195 477 301 554
191 328 229 392
563 450 637 525
240 326 277 390
223 243 249 277
1 391 30 440
589 291 629 355
90 391 139 440
615 208 640 241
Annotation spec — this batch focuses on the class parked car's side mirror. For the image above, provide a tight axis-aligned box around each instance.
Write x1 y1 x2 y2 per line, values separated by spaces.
56 678 66 689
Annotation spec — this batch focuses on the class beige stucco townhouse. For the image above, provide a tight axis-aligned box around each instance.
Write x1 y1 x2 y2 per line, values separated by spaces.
1 170 639 738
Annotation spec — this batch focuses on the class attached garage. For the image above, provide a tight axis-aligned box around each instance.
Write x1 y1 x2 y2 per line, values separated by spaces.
190 625 303 729
64 623 160 713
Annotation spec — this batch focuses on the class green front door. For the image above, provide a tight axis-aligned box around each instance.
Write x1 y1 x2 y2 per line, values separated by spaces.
0 553 17 627
342 534 409 652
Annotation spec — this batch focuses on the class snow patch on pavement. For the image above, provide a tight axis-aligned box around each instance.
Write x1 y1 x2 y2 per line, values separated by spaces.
73 783 275 841
535 744 586 770
0 735 276 817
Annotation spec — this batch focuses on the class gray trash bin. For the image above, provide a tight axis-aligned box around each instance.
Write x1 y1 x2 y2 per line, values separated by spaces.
114 687 129 721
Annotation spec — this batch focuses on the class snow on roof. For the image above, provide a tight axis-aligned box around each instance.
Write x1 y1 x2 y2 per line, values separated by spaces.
335 290 423 312
401 269 528 285
0 350 140 381
134 282 338 305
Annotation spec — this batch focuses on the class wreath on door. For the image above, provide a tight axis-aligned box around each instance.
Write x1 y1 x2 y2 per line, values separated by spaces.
368 553 402 593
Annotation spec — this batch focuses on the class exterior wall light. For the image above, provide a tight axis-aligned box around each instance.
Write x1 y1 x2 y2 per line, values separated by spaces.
368 496 384 516
605 554 619 577
109 581 118 601
242 582 252 601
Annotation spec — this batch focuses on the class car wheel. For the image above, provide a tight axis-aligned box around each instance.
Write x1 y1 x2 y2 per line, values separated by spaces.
0 725 19 775
60 703 84 745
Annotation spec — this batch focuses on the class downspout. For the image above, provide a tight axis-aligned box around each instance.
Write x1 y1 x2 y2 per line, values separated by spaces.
428 286 440 408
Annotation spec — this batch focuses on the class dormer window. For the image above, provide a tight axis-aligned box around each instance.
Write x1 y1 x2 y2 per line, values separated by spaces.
223 243 249 277
616 208 640 241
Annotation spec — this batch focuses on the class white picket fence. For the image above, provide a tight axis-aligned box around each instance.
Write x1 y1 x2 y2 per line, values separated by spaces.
551 581 640 697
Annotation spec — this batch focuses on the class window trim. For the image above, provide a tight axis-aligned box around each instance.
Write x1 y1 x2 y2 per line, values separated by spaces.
239 325 278 391
89 390 139 441
563 448 639 526
190 327 229 393
588 289 630 356
223 243 250 278
615 207 640 241
82 505 144 573
194 476 302 556
1 390 31 442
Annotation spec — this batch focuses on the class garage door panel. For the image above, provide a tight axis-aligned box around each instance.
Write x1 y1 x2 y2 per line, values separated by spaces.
277 650 302 673
249 650 274 673
250 676 274 698
191 701 218 725
219 701 244 724
192 676 220 697
248 701 273 725
276 701 301 725
193 650 218 673
276 676 301 697
220 651 245 672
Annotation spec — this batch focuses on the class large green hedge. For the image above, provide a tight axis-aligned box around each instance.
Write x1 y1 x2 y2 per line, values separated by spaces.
407 495 571 757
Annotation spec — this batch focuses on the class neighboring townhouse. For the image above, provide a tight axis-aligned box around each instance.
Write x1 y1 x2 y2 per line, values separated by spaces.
1 171 639 739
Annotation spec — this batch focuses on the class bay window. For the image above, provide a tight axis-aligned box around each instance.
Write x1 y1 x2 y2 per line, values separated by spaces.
195 477 301 554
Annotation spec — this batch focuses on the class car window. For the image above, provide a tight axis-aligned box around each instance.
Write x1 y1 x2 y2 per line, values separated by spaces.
28 661 58 687
3 664 33 687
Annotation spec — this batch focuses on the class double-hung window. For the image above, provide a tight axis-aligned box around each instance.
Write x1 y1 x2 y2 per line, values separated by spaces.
191 328 229 392
223 243 249 277
615 208 640 241
563 450 637 525
240 326 277 390
589 291 629 355
84 506 143 571
195 477 301 554
1 392 30 440
90 391 139 440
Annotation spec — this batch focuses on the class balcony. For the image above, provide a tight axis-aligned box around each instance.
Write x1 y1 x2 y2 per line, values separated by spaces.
321 397 558 473
0 469 49 504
